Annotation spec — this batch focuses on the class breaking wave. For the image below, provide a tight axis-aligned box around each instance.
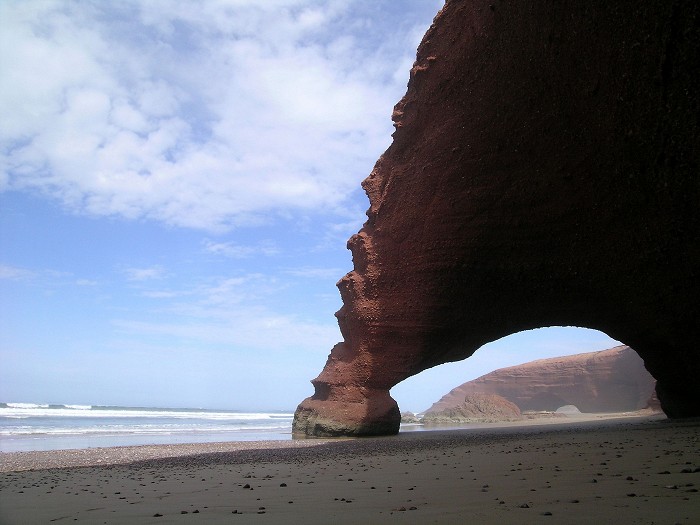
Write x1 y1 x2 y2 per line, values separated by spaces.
0 401 295 446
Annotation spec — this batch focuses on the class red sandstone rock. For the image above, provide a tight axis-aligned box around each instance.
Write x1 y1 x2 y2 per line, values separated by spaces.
425 346 656 415
423 393 522 423
645 389 662 412
293 1 700 436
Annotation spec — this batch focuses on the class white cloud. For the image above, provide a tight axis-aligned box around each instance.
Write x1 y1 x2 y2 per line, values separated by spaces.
141 290 181 299
0 264 102 287
0 264 35 280
112 314 339 353
202 239 279 258
136 272 282 314
1 1 434 231
285 267 344 280
112 271 339 352
75 279 99 287
123 266 166 282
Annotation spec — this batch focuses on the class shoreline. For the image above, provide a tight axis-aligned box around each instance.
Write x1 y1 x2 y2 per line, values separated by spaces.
1 415 698 524
0 411 663 473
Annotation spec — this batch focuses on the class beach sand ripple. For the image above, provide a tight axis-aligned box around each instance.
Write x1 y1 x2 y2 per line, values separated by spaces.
1 416 699 524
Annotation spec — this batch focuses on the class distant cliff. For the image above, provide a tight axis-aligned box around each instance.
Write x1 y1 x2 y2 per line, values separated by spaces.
422 393 522 423
425 346 657 415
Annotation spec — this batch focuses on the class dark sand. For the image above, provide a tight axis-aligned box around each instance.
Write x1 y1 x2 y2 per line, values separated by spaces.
1 415 699 524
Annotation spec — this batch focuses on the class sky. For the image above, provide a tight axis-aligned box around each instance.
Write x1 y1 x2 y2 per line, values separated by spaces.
0 0 622 414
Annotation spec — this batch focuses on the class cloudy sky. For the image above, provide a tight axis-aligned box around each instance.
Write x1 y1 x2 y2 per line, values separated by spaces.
0 0 620 413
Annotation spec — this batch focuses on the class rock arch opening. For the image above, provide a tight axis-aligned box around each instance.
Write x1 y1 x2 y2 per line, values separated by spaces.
293 0 700 437
390 327 639 415
393 327 659 425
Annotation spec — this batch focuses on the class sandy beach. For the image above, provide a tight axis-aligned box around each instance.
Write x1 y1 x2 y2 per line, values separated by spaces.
1 415 699 524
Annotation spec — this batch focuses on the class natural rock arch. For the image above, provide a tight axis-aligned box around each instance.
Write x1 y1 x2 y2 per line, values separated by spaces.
293 0 700 436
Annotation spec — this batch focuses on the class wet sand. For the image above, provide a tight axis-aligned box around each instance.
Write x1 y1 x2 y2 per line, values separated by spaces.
1 415 699 524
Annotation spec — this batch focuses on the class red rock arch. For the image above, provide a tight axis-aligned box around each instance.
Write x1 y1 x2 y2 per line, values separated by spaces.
293 0 700 436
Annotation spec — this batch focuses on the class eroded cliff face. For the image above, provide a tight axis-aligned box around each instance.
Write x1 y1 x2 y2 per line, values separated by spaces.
423 393 522 423
293 0 700 436
425 346 657 415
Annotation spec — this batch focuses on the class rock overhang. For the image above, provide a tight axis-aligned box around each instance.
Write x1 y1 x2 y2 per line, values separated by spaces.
293 0 700 437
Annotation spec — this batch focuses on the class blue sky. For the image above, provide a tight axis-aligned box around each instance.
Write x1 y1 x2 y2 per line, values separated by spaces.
0 0 620 413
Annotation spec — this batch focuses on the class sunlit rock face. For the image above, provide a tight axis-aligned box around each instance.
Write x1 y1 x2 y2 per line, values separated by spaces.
425 346 657 415
293 0 700 437
423 393 522 423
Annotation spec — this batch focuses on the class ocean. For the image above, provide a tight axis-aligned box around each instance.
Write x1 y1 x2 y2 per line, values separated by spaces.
0 402 296 453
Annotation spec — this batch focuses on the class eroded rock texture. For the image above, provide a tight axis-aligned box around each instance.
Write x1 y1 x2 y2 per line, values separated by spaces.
425 346 657 415
423 393 522 423
293 0 700 436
